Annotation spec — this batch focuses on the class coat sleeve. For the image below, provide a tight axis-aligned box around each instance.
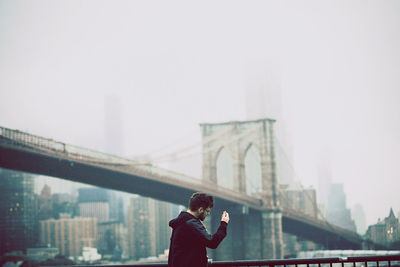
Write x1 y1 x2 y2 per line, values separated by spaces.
186 219 228 249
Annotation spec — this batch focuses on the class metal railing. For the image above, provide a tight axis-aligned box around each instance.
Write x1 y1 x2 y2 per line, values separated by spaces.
53 255 400 267
0 126 135 164
207 255 400 267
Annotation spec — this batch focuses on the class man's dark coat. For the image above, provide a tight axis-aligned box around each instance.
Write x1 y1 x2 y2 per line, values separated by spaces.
168 211 227 267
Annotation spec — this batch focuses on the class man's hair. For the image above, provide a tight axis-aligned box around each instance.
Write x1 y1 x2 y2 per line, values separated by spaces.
189 192 214 211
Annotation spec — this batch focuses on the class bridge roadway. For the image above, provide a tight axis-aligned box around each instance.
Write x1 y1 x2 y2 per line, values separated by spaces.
0 127 366 250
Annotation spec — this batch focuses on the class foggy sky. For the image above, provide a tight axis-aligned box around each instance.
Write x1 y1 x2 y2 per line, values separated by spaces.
1 0 399 226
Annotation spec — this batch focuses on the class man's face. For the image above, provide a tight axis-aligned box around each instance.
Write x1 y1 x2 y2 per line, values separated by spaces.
197 207 211 221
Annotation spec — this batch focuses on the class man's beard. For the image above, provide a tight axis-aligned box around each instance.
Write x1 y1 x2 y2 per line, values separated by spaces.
199 212 206 221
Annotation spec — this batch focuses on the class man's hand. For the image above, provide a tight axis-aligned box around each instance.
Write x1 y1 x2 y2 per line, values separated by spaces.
221 211 230 224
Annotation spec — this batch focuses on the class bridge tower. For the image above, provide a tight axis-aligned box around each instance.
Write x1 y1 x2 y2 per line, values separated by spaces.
200 118 283 260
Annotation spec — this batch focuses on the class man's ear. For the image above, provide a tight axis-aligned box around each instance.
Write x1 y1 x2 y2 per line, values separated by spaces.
197 207 204 213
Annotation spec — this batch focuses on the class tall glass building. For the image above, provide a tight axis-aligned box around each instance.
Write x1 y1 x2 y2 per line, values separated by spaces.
0 168 37 256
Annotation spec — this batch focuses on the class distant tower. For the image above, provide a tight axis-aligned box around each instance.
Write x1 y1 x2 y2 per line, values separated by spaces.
245 61 282 121
326 183 356 232
351 203 367 235
245 60 294 185
104 95 124 156
317 148 332 211
104 95 126 223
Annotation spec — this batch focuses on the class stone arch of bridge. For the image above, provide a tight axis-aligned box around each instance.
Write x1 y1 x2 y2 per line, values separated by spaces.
201 119 278 207
215 146 234 190
243 143 263 197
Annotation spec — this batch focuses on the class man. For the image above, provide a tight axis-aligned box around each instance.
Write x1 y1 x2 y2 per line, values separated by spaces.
168 192 229 267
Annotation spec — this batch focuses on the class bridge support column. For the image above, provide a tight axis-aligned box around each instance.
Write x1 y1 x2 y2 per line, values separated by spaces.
208 207 233 260
231 212 245 260
261 210 283 259
210 207 283 260
243 209 262 259
209 205 248 261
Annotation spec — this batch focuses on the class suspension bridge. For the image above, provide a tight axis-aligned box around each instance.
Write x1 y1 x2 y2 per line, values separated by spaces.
0 121 379 260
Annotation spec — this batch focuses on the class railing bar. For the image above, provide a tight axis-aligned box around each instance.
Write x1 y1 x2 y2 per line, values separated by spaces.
376 261 379 267
15 256 400 266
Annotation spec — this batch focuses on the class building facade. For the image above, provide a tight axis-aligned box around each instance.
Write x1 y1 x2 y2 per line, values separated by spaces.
326 183 356 232
97 220 126 259
127 196 176 260
0 168 37 256
366 208 400 246
351 204 367 235
39 214 97 257
78 188 110 223
127 196 156 260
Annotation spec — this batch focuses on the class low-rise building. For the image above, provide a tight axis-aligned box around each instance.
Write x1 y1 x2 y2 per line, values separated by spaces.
39 214 97 258
366 208 400 246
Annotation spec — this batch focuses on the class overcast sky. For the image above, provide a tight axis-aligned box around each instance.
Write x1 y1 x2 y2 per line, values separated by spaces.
1 0 399 226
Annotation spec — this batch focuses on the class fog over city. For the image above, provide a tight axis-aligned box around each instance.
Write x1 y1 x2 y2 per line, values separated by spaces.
1 0 400 227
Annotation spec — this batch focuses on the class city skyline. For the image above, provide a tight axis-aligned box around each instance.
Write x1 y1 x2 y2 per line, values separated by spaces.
1 166 399 262
32 169 391 235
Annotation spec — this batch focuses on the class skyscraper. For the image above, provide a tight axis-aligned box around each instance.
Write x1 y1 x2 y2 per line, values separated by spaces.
317 148 332 210
104 95 124 156
351 203 367 235
78 188 110 223
127 196 177 260
245 60 294 185
108 190 124 223
104 95 126 223
154 200 175 256
0 168 37 256
326 183 356 232
127 196 156 260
